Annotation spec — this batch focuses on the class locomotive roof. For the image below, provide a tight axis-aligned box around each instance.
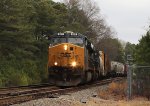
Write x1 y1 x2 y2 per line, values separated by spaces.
50 31 86 38
49 31 94 50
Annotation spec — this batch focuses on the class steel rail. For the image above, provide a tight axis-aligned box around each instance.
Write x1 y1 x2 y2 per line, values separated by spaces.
0 86 58 99
0 83 52 91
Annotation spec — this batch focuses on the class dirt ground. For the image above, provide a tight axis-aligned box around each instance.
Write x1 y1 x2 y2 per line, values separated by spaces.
82 97 150 106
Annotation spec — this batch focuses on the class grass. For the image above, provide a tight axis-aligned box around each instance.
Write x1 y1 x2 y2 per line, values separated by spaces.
98 81 127 100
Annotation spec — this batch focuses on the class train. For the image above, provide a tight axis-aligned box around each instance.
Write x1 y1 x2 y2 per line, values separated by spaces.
47 31 127 86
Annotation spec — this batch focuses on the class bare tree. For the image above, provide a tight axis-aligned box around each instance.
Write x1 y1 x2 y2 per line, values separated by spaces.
63 0 80 9
63 0 117 46
79 0 100 19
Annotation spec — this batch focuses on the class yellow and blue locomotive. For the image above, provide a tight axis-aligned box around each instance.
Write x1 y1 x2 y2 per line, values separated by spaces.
48 31 106 86
47 31 126 86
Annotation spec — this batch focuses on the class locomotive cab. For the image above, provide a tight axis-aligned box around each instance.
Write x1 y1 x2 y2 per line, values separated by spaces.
48 31 105 86
48 31 86 86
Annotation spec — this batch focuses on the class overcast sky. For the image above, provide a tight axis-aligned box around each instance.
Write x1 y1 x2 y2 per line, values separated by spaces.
53 0 150 44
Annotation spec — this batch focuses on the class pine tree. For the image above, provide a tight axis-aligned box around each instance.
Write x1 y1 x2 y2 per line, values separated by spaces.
135 31 150 65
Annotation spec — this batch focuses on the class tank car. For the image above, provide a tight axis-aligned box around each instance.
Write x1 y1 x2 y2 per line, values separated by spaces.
111 61 125 76
48 31 102 86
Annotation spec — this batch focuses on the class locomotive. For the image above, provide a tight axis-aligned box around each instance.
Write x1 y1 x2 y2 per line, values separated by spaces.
48 31 126 86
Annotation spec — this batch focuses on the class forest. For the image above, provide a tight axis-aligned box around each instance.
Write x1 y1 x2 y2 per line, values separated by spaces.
0 0 149 87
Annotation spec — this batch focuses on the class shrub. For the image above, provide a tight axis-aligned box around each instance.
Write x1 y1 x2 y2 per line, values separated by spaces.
0 58 46 87
98 81 127 100
108 81 127 96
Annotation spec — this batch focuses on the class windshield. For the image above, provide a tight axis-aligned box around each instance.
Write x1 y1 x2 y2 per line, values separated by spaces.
68 38 83 46
51 38 66 45
50 37 83 46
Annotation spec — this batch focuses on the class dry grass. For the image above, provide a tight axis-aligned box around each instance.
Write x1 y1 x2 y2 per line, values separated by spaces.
98 81 127 100
108 81 127 96
97 81 150 106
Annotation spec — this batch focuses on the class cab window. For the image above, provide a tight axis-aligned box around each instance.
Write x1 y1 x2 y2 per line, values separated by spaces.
68 38 83 46
50 37 67 46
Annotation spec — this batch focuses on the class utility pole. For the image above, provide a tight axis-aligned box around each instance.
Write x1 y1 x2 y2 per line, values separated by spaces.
127 54 133 100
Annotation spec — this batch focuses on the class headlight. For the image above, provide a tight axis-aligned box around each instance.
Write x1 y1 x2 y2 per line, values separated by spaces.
64 45 67 50
54 62 58 66
72 61 76 67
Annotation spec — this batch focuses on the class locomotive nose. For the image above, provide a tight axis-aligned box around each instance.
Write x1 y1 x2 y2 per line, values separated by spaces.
48 43 84 69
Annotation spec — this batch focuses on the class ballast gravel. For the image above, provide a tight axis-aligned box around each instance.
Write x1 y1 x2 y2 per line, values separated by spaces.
12 85 108 106
11 82 150 106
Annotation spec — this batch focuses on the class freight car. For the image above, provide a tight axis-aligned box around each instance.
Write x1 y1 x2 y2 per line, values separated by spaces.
111 61 125 76
48 31 125 86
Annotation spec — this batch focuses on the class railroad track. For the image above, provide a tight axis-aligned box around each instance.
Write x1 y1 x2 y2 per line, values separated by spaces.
0 86 59 99
0 77 124 106
0 83 53 91
0 83 53 94
0 83 54 98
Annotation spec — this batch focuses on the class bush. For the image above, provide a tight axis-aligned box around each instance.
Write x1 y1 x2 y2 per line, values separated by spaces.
98 81 127 100
108 81 127 96
6 69 29 86
0 57 47 87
